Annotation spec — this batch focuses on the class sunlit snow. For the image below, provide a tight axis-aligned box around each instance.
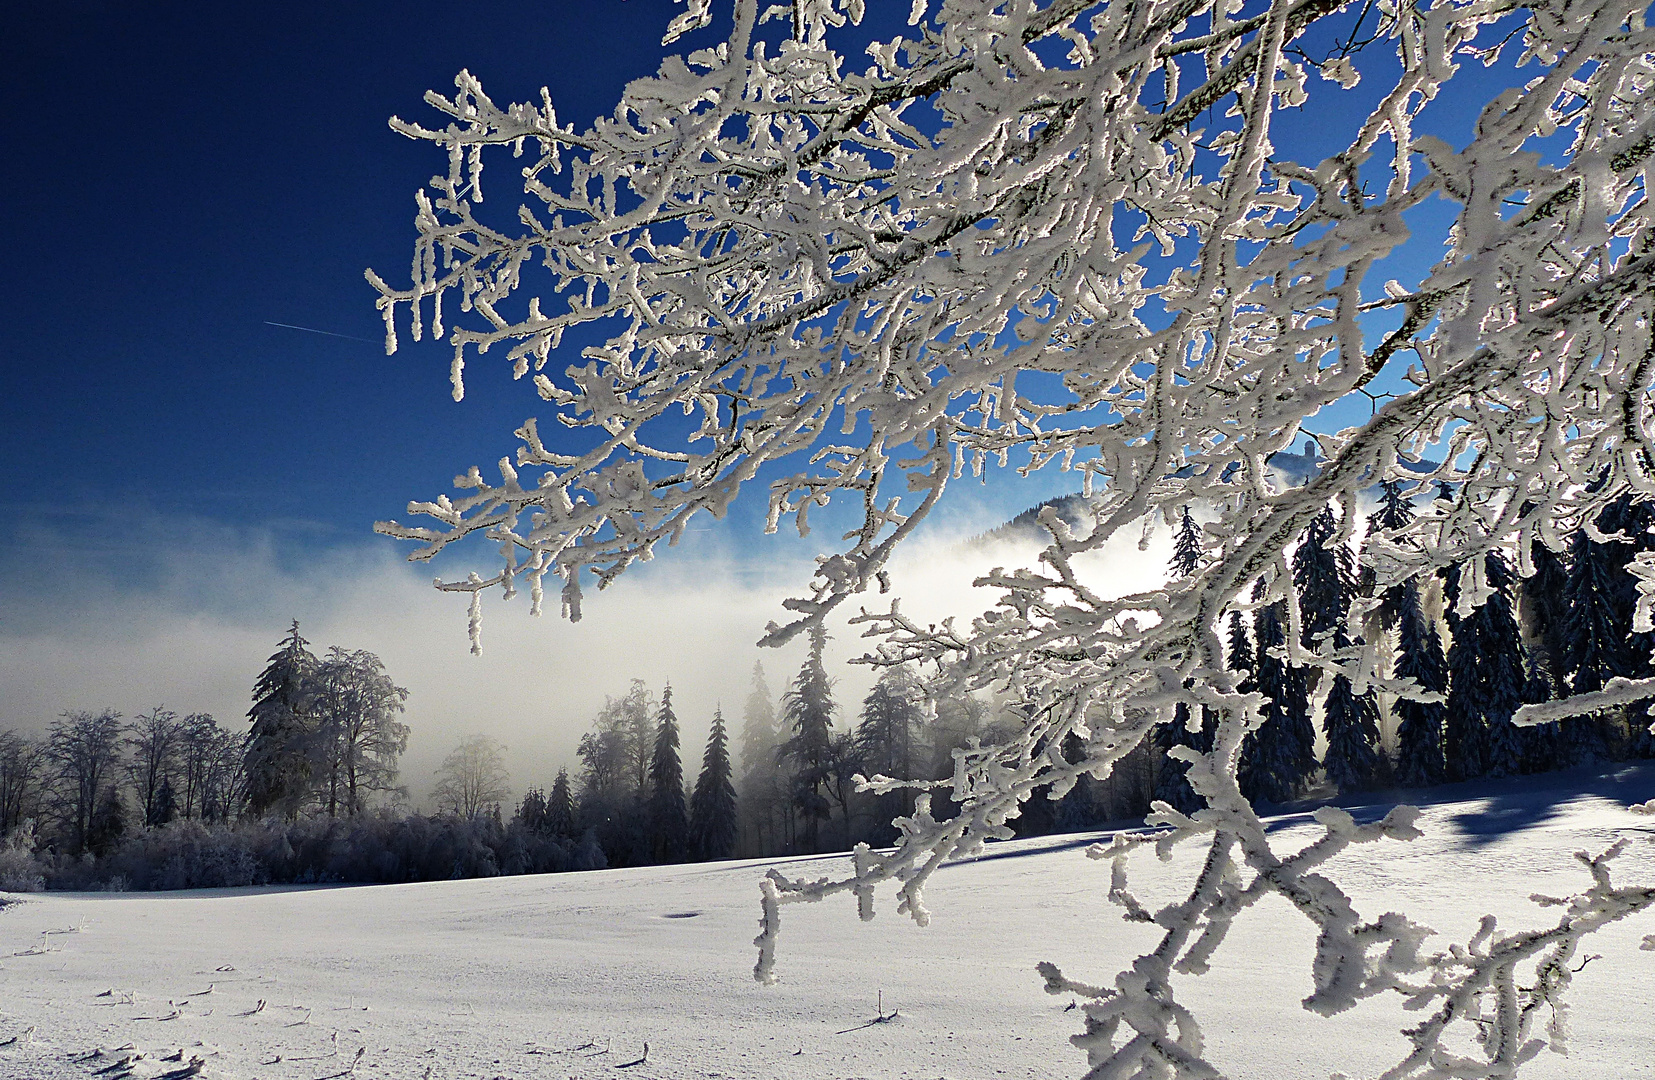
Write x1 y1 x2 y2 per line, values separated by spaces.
3 771 1652 1080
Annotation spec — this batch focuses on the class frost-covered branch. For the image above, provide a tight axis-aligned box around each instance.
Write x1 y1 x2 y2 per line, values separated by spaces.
376 0 1655 1074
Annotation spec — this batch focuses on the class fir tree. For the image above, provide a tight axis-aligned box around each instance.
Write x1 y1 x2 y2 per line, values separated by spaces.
1520 659 1562 773
1559 508 1623 763
689 707 738 861
244 621 318 819
515 787 548 832
1224 611 1255 762
780 624 835 853
1170 505 1203 577
547 768 576 837
1238 591 1314 805
1443 554 1527 781
87 785 127 857
737 661 788 855
1155 517 1207 813
1368 479 1418 629
1153 705 1205 814
1391 583 1447 786
1294 508 1381 794
853 668 927 843
647 684 690 863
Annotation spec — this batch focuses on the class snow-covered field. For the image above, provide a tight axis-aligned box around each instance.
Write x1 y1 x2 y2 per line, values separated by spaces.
3 770 1654 1080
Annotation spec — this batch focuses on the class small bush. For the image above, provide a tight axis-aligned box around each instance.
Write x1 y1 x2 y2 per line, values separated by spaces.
0 822 46 893
40 812 603 891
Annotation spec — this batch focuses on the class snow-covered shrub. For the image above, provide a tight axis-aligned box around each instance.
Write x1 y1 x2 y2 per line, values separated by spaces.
0 821 46 893
102 820 266 891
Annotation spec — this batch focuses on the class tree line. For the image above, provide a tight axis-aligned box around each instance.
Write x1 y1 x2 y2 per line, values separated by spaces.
0 622 609 892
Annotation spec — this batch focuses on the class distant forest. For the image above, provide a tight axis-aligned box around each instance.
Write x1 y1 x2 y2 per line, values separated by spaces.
3 484 1653 892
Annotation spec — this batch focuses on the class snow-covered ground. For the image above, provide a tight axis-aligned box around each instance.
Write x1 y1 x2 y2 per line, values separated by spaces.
3 769 1654 1080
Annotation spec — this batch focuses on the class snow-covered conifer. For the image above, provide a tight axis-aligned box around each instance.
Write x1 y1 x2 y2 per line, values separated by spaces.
1239 593 1313 805
690 707 738 861
1391 584 1447 787
738 662 789 855
781 625 835 853
853 668 927 842
1295 508 1381 794
1170 506 1202 579
647 684 690 863
547 768 576 837
244 621 317 820
1443 554 1528 779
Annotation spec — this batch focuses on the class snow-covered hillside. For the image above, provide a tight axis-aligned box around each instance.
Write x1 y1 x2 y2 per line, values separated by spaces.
3 770 1653 1080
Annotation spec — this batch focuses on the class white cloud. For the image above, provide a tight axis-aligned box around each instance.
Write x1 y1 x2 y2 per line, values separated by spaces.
0 501 1172 810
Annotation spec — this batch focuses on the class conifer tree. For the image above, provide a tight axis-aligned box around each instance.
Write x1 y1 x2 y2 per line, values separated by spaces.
244 621 318 819
547 767 576 837
1520 533 1577 770
1170 505 1202 577
737 661 788 855
689 707 738 861
1155 512 1206 813
1559 510 1624 763
1443 554 1527 781
854 668 927 842
1391 584 1447 787
1293 508 1381 795
1238 592 1313 805
781 624 835 853
647 684 690 863
515 787 549 832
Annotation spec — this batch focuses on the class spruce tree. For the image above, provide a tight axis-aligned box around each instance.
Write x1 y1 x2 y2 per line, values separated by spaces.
1294 508 1381 795
737 661 788 855
1156 514 1206 813
1391 583 1447 786
1170 505 1202 577
1559 509 1623 763
1520 659 1561 773
647 684 690 863
547 767 576 837
515 787 549 832
781 624 836 853
1520 534 1574 771
1153 705 1205 814
1442 554 1527 781
1238 590 1313 805
689 707 738 861
244 620 318 819
854 668 927 842
1224 611 1255 761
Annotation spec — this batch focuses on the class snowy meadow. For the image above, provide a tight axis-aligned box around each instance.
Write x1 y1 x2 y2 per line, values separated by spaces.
2 770 1653 1080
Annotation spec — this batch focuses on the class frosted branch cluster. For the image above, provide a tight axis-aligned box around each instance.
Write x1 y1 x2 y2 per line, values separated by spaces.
373 0 1655 1073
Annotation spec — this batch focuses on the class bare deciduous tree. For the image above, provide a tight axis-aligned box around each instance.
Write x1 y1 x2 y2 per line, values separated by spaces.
431 734 511 819
313 647 410 817
0 730 45 836
46 709 124 855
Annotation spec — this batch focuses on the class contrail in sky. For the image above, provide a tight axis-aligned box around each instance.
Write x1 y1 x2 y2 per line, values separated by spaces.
264 320 379 344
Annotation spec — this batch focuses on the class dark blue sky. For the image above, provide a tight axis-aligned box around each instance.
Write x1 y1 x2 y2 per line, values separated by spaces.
2 1 747 575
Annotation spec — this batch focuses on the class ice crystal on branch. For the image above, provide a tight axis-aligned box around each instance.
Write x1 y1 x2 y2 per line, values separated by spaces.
375 0 1655 1073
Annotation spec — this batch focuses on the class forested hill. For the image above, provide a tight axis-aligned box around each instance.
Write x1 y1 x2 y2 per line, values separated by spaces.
970 442 1438 546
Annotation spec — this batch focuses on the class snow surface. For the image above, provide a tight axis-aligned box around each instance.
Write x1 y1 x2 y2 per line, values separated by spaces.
3 771 1654 1080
